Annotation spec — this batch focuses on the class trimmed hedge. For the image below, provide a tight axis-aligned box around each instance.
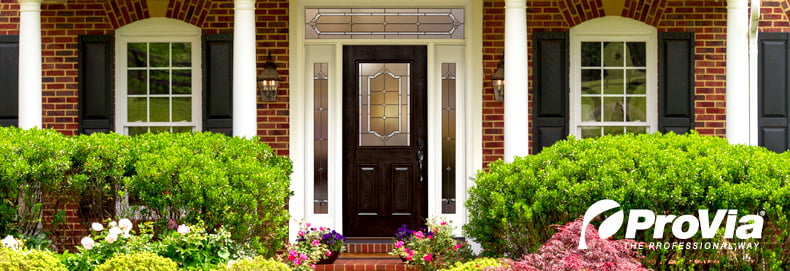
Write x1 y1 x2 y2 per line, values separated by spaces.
95 252 178 271
0 247 68 271
466 132 789 269
219 256 291 271
0 127 292 256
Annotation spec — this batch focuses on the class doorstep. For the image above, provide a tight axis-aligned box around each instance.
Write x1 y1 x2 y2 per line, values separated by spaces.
315 253 418 271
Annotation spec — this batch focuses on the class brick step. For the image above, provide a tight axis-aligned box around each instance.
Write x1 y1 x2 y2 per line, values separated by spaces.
315 253 417 271
344 243 393 254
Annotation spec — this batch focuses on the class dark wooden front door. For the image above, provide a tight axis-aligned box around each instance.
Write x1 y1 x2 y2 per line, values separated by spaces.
343 45 428 237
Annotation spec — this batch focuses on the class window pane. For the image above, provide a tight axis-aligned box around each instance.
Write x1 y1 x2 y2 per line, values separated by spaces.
172 43 191 67
172 126 192 133
172 97 192 122
626 126 648 134
128 127 148 136
603 42 624 67
603 97 625 122
172 70 192 94
128 70 147 95
149 43 170 67
149 97 169 122
604 126 625 136
581 126 601 138
581 69 601 94
581 96 599 122
626 97 647 121
441 63 456 214
127 43 147 68
581 42 601 67
150 126 170 134
603 69 624 95
626 69 647 94
128 98 147 122
627 42 646 67
149 70 170 94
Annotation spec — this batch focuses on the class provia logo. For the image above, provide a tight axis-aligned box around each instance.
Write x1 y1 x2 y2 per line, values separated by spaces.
578 199 764 249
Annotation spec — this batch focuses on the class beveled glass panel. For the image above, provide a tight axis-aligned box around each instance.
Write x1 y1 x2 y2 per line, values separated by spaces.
150 70 170 94
352 23 384 32
172 43 191 67
172 97 192 122
626 97 647 121
149 97 169 122
441 63 456 214
127 43 147 68
603 42 624 67
127 97 147 122
172 70 192 94
603 97 625 122
306 8 464 39
581 126 601 138
359 63 410 146
313 63 329 214
626 69 647 94
603 70 624 95
581 42 601 67
127 70 147 95
581 69 601 94
626 42 646 67
149 43 170 67
581 96 599 122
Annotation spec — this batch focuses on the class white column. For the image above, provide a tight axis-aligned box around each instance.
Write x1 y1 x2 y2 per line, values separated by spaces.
18 0 43 129
726 0 750 145
232 0 258 138
504 0 529 162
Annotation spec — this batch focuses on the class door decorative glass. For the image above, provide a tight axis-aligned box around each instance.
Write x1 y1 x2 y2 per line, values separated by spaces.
358 63 411 146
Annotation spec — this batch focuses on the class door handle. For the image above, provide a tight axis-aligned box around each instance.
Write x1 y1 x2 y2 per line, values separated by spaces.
416 139 424 182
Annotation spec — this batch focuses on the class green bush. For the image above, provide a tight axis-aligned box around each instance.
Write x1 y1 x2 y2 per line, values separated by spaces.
0 127 292 256
219 256 291 271
466 132 789 269
441 258 503 270
95 252 178 271
0 247 68 271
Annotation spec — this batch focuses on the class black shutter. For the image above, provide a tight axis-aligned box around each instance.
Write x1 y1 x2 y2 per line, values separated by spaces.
658 32 695 134
0 35 19 127
758 33 790 153
78 35 114 134
203 34 233 136
533 32 569 153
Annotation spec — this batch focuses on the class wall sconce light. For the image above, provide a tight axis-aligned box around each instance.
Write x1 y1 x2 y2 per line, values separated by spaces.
491 60 505 101
257 52 281 102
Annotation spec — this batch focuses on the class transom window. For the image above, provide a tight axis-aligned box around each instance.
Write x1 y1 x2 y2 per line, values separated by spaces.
115 18 202 135
570 17 657 138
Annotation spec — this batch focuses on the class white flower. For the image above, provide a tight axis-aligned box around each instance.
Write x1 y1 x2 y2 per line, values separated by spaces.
108 226 123 236
177 224 191 235
2 235 17 250
81 236 95 250
105 233 118 244
226 260 237 268
91 222 105 232
118 219 133 234
109 221 117 227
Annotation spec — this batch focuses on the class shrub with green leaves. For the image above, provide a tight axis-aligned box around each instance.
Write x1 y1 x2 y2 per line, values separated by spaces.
0 247 68 271
219 256 291 271
442 258 503 271
95 252 178 271
466 132 789 269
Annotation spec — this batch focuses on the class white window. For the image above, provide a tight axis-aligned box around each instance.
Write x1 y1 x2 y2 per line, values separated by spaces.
115 18 202 135
570 17 657 138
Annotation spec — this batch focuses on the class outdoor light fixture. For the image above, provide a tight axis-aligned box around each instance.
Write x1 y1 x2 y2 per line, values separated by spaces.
491 60 505 101
258 52 281 102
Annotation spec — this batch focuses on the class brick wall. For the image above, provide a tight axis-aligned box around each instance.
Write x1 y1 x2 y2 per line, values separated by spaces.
482 0 790 166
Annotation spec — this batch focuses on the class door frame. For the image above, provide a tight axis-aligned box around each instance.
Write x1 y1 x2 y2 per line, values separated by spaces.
288 0 483 241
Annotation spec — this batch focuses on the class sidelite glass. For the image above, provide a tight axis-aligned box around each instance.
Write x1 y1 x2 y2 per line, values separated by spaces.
441 63 456 214
358 63 411 146
579 41 648 138
126 42 194 135
313 63 329 214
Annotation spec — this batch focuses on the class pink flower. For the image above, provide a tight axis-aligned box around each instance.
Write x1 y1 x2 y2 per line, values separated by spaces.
453 243 463 250
319 227 326 231
294 259 301 265
414 231 424 239
408 250 415 256
441 221 447 226
326 250 332 257
311 264 317 269
394 240 404 248
298 230 305 236
288 250 298 260
312 240 320 246
300 253 308 260
306 223 311 228
424 253 433 262
405 255 413 261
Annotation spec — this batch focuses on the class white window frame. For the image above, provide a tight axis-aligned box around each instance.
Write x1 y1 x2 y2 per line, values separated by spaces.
115 18 202 135
569 17 658 137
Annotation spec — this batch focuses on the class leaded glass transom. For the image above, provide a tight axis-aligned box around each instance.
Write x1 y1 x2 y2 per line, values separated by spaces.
305 9 464 39
359 63 411 146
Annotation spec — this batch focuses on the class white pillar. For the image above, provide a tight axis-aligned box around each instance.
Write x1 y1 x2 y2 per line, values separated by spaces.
726 0 750 145
18 0 42 129
232 0 258 138
504 0 529 162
